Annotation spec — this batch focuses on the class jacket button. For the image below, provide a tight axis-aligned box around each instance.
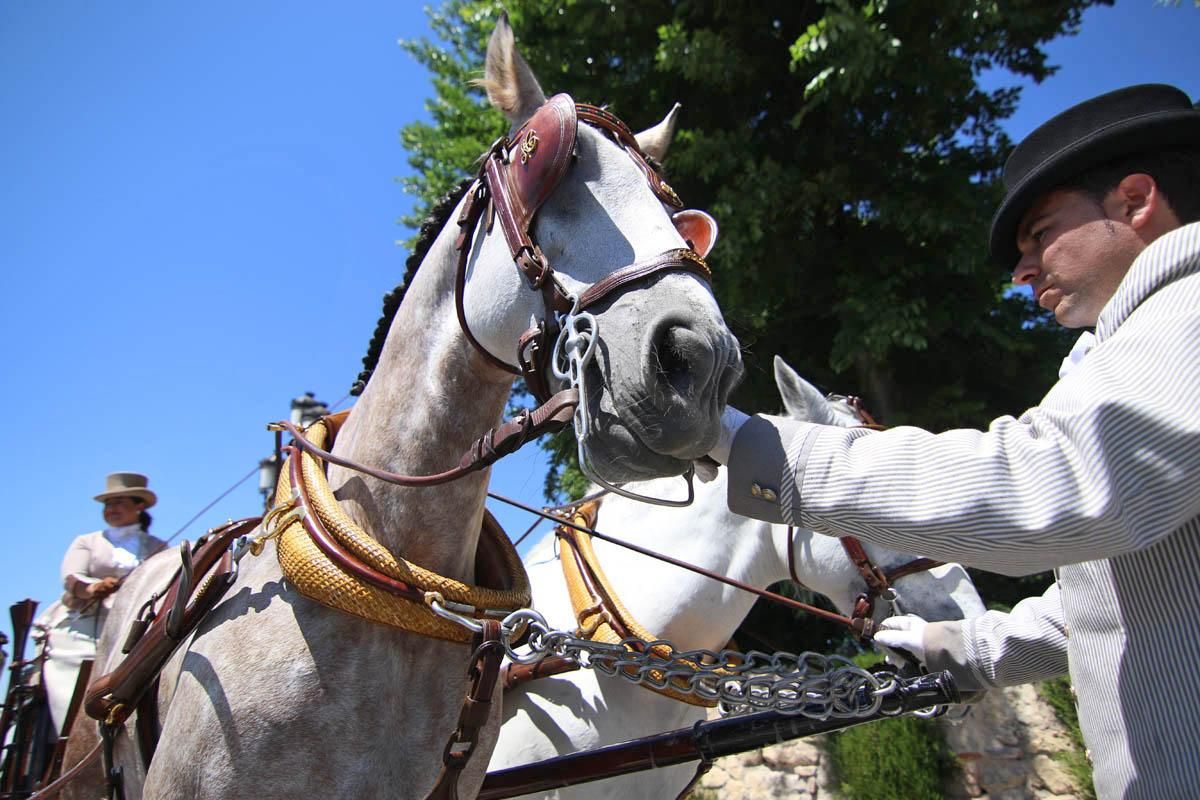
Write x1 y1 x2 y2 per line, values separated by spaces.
750 483 778 502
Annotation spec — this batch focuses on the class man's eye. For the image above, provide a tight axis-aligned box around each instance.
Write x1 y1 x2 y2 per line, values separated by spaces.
1032 226 1048 244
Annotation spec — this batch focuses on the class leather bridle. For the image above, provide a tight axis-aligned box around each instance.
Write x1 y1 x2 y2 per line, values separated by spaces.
789 395 943 639
452 94 712 404
299 95 715 500
277 128 706 487
337 92 714 507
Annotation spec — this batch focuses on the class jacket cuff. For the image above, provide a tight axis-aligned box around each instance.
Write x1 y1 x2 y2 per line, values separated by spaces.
727 415 816 525
923 619 985 693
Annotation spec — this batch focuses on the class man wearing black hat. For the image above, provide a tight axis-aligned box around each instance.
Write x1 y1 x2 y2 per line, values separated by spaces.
710 84 1200 798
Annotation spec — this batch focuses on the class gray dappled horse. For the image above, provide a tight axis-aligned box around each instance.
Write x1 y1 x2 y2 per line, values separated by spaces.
65 15 740 800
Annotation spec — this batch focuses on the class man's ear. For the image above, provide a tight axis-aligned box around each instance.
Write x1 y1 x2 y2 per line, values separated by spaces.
1115 173 1157 232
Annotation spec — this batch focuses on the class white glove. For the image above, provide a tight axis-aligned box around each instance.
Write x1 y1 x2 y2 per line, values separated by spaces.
693 456 721 483
707 406 750 465
874 615 927 666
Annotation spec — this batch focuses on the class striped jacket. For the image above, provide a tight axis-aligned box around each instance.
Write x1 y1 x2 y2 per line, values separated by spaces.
727 222 1200 799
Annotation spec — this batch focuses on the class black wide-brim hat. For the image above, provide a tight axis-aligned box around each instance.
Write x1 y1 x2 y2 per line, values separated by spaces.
990 83 1200 268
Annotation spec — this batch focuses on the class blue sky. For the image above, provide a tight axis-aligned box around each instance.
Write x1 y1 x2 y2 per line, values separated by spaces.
2 2 1197 643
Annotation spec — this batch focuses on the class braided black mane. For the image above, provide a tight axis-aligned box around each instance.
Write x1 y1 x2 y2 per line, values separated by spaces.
350 179 474 396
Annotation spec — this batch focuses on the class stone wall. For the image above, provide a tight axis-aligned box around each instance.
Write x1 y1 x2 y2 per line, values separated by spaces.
694 684 1089 799
941 684 1085 799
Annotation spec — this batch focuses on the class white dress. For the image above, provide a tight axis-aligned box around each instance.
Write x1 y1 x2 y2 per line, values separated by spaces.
39 525 166 734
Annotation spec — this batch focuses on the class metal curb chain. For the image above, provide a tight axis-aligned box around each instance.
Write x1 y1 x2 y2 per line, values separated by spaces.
430 600 898 719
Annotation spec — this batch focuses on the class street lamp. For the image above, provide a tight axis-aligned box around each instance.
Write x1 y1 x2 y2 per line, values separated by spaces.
258 392 328 509
258 454 280 508
290 392 329 429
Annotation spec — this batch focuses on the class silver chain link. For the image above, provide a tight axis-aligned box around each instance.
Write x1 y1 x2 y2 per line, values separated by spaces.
432 601 896 719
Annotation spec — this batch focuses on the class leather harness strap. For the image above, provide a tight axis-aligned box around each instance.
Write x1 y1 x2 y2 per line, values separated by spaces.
25 740 103 800
817 396 943 635
575 103 684 209
841 537 891 599
268 418 531 644
74 518 257 799
84 517 261 727
272 388 578 489
500 501 716 705
425 620 506 800
42 656 93 785
501 654 579 690
575 248 710 311
553 504 719 707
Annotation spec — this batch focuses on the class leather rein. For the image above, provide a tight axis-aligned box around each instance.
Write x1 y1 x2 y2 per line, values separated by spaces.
501 491 928 696
504 395 945 702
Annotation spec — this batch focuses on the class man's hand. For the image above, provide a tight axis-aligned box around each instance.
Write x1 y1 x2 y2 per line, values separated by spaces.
874 614 927 667
86 576 121 599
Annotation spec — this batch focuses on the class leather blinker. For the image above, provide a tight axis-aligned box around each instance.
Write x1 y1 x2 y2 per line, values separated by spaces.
486 93 579 259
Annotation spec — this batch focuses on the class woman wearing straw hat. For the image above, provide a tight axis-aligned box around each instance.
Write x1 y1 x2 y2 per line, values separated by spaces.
39 472 167 734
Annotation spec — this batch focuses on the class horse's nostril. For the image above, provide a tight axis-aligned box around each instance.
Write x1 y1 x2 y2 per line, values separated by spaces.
651 324 711 400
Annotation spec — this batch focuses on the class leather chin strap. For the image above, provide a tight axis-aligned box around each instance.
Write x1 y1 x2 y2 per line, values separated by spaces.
452 93 711 405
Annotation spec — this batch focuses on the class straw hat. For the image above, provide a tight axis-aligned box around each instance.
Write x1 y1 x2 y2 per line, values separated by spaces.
93 472 157 508
989 83 1200 268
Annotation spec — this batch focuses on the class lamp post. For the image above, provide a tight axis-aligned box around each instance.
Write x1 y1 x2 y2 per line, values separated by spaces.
258 392 329 510
257 454 280 510
290 392 329 429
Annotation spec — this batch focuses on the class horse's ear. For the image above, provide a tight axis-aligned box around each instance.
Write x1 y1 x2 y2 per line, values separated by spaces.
672 209 718 258
774 356 838 425
479 12 547 126
635 103 681 163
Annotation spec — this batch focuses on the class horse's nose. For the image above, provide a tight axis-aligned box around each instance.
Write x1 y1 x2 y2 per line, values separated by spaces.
638 316 740 456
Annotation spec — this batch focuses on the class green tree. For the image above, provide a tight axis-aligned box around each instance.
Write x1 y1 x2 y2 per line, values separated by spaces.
396 0 1102 640
400 0 1094 441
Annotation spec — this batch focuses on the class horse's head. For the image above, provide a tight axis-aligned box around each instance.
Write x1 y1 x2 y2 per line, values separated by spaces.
773 356 986 627
773 357 864 429
461 16 742 484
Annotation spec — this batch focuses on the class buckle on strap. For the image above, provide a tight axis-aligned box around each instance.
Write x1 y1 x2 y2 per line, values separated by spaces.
515 245 551 289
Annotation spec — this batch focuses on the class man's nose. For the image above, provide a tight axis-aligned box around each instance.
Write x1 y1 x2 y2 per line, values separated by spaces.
1011 253 1040 286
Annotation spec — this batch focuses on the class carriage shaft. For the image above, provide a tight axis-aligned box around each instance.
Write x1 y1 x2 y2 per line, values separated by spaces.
479 671 958 799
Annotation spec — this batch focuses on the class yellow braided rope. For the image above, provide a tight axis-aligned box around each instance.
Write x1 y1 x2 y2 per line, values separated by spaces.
558 502 716 707
272 418 531 643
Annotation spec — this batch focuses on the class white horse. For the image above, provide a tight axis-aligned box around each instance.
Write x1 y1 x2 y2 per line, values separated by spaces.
489 356 985 800
64 15 741 800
